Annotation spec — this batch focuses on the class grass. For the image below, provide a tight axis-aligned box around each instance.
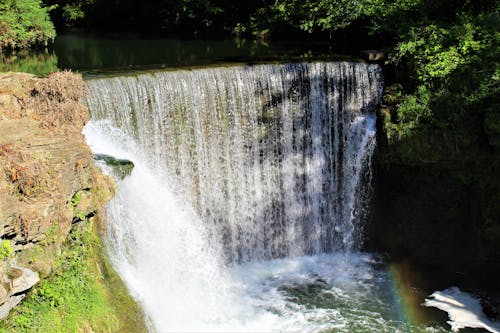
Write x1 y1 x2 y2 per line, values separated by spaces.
0 219 146 333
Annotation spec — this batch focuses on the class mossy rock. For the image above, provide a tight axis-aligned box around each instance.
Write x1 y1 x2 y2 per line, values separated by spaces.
93 154 134 180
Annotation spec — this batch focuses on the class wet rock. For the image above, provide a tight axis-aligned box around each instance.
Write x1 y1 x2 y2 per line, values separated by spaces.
94 153 135 179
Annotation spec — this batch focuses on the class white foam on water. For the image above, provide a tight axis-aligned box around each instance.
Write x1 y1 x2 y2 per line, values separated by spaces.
424 287 500 333
84 122 265 332
82 64 446 333
83 120 409 333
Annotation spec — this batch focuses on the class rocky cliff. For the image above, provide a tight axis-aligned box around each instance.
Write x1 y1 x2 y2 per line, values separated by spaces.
0 72 113 318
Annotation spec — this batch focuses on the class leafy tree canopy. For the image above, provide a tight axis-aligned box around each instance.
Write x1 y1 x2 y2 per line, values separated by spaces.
0 0 55 49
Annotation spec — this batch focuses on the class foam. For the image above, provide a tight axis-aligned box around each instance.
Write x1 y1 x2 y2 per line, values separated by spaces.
424 286 500 332
84 118 448 333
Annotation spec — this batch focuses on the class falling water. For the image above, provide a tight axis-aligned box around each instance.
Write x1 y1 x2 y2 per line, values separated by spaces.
81 62 436 332
86 62 381 257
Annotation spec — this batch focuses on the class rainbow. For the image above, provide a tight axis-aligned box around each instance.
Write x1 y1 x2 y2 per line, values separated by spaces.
387 261 432 327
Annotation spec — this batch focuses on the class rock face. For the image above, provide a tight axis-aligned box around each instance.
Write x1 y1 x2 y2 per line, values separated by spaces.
0 265 40 319
0 71 113 318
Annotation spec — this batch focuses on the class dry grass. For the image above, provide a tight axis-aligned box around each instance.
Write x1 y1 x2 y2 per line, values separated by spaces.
29 71 89 129
0 143 49 198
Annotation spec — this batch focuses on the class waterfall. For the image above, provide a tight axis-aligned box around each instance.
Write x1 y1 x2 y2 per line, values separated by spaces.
86 62 381 257
83 62 384 332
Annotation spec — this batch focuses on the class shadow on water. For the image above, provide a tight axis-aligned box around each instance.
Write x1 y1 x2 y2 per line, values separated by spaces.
250 67 379 255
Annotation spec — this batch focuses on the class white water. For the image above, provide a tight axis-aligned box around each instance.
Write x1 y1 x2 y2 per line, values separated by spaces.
81 62 429 332
425 287 500 333
86 62 382 258
86 121 400 333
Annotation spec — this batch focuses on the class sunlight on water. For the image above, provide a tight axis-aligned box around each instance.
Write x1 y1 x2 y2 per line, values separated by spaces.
84 119 449 333
83 63 451 332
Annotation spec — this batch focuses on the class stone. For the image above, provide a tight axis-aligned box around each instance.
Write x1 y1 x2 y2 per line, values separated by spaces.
71 189 95 222
360 50 385 62
0 294 25 320
0 265 39 319
0 94 22 119
0 284 8 305
94 153 135 179
8 266 39 295
0 72 113 318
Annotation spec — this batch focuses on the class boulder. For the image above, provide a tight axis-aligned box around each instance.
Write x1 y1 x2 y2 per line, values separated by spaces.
0 265 39 319
0 295 25 320
8 266 39 295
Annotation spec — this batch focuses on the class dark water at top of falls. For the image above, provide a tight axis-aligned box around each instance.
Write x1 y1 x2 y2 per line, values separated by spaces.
0 34 354 75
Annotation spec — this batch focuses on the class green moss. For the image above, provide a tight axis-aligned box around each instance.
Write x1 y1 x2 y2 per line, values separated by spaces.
0 220 146 333
0 240 14 260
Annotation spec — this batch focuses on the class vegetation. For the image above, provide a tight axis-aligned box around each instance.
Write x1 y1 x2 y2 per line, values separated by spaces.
374 3 498 142
0 0 55 49
0 0 498 324
0 240 13 260
0 220 145 333
4 0 492 162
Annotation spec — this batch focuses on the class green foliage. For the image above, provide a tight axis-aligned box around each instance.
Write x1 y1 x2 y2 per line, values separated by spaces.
393 13 495 82
272 0 364 33
70 191 87 221
0 223 119 333
0 0 56 49
0 240 14 260
61 4 85 22
41 0 95 28
370 1 499 144
70 191 81 207
396 85 432 126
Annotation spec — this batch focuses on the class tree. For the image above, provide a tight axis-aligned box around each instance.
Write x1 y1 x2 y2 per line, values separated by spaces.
0 0 55 49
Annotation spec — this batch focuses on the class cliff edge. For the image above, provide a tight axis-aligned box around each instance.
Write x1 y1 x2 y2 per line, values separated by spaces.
0 72 145 331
